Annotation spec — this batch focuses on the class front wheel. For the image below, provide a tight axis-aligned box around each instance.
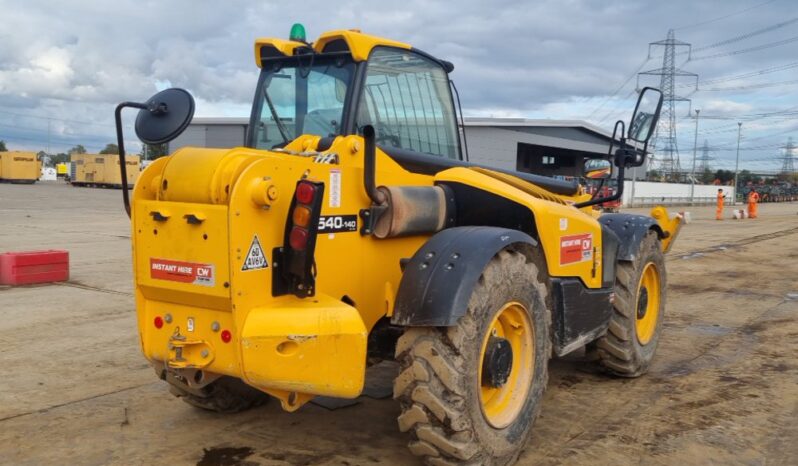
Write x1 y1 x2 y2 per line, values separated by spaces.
394 249 550 465
595 231 666 377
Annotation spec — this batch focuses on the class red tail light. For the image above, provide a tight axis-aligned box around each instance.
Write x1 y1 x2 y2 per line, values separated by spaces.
289 227 309 250
296 182 317 204
154 316 164 329
221 329 232 343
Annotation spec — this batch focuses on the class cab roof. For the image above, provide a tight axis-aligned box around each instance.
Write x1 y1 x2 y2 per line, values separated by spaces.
254 29 411 67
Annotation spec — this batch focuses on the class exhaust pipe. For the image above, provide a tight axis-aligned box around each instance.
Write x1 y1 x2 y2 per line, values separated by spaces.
361 125 454 238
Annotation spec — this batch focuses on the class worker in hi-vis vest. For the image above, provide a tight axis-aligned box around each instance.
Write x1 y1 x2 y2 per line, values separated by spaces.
716 189 725 220
747 188 760 219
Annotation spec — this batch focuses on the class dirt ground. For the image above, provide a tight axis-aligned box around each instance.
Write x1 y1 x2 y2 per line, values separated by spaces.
1 181 797 466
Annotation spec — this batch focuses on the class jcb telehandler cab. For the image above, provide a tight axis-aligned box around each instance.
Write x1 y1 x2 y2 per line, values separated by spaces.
115 25 681 465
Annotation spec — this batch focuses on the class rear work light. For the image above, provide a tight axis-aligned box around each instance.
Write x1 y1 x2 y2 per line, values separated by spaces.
273 180 325 298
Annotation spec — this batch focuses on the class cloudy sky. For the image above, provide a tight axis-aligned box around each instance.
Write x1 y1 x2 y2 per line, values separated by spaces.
0 0 795 171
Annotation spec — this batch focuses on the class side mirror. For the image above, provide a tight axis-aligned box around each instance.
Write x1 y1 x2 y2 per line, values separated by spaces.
135 88 195 145
584 158 612 179
628 87 663 144
115 88 195 218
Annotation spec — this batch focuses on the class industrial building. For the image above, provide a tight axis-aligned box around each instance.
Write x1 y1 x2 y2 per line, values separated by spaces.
169 117 646 179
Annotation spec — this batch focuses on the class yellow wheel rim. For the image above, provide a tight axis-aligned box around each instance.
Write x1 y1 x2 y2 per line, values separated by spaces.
478 302 534 429
635 262 661 345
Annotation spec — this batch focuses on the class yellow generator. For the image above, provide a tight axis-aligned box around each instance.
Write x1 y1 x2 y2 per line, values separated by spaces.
115 26 681 466
69 153 139 188
0 151 39 184
56 162 68 179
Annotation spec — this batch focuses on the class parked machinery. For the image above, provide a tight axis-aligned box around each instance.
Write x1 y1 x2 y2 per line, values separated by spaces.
69 153 139 188
115 27 682 466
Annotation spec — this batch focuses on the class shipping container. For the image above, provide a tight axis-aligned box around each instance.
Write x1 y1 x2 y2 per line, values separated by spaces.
0 152 39 184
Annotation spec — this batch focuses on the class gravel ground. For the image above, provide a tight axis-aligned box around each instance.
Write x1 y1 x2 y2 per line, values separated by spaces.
1 181 796 465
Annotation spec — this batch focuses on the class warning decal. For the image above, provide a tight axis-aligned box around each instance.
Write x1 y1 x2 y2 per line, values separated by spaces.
150 258 215 287
242 235 269 271
559 233 593 266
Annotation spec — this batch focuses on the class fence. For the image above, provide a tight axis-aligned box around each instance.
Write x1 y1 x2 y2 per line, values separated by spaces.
630 196 718 207
624 181 734 207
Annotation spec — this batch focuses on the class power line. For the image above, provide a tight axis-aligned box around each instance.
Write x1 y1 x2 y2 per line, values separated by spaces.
690 34 798 61
0 108 117 128
0 133 139 151
674 0 779 31
586 57 650 120
701 78 798 92
675 61 798 87
691 16 798 52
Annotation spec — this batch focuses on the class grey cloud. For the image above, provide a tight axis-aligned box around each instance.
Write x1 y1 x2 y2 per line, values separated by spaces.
0 0 794 168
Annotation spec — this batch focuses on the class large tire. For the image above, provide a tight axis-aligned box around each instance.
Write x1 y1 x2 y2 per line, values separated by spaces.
595 230 666 377
168 376 269 414
394 248 550 466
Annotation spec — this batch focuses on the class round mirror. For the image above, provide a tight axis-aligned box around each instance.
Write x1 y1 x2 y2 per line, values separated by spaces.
134 88 195 145
584 158 612 179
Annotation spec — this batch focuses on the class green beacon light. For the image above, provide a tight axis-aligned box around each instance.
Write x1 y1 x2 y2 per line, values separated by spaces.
289 23 306 43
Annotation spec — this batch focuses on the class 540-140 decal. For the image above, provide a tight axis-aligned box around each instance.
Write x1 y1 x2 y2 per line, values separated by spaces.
318 215 358 233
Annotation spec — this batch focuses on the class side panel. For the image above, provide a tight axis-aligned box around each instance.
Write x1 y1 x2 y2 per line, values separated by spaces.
434 167 603 289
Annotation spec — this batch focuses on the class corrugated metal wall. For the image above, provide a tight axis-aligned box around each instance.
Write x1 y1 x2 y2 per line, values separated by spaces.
169 124 247 153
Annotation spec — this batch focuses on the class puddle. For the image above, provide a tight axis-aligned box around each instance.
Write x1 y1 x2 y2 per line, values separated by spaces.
785 292 798 300
681 252 705 260
197 447 254 466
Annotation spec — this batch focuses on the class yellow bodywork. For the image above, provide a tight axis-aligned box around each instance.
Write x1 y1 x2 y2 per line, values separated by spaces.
131 130 606 410
70 153 139 186
131 29 677 412
254 29 411 67
0 152 39 183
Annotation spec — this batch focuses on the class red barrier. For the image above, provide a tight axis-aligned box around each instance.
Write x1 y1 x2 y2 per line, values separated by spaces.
0 250 69 285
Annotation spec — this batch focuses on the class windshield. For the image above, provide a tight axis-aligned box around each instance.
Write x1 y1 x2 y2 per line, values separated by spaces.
251 54 355 149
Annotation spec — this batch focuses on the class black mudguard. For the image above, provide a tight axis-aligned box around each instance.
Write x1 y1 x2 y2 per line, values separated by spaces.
600 213 665 262
391 226 537 327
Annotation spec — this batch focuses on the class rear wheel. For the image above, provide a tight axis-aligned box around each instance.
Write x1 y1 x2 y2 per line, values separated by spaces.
595 231 666 377
168 374 269 414
394 249 550 465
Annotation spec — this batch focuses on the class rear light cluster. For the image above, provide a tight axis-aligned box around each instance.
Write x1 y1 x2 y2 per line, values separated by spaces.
274 180 325 298
289 182 319 251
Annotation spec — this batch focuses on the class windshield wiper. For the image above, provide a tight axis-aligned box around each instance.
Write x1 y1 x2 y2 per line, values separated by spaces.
262 87 292 144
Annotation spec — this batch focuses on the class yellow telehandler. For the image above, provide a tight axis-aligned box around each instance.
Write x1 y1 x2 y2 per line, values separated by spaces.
114 25 681 465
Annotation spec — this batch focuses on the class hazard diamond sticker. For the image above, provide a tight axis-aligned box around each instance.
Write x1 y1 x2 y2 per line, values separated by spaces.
242 235 269 271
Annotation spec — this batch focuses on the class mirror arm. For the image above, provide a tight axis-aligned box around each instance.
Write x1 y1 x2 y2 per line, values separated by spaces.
115 101 148 218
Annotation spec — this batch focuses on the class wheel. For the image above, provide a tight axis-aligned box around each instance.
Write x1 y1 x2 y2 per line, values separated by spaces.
168 375 269 414
595 230 666 377
394 249 550 466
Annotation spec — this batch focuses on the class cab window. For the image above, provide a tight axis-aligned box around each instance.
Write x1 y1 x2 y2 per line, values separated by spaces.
357 48 459 159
